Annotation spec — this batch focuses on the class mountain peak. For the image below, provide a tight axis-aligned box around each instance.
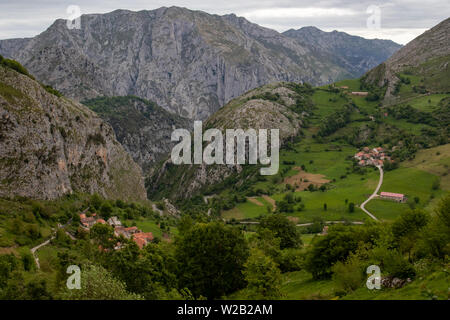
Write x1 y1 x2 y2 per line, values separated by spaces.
0 7 401 119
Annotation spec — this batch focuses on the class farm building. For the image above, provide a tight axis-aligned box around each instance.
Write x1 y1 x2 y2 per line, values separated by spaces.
379 192 406 203
351 91 369 96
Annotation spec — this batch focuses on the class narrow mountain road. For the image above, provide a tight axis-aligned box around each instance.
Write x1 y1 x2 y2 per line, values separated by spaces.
295 221 364 227
239 220 364 226
30 218 75 269
359 165 383 221
152 204 163 216
31 237 54 269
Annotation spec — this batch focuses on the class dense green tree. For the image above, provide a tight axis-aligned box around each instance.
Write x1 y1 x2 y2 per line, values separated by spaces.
418 194 450 260
436 193 450 228
100 202 113 220
0 254 19 288
106 241 181 299
25 278 53 300
90 193 103 210
243 248 282 299
348 202 355 213
370 246 415 279
392 209 429 241
259 215 302 249
60 264 142 300
175 222 249 299
90 223 114 249
304 225 380 279
177 215 194 236
249 228 281 261
332 253 365 294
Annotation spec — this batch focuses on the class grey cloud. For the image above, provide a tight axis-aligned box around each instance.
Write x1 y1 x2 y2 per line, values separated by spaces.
0 0 448 44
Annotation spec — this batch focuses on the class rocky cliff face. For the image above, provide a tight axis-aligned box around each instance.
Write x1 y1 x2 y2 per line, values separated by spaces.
83 96 191 170
363 18 450 98
0 64 147 201
0 7 351 120
147 82 313 200
283 26 401 77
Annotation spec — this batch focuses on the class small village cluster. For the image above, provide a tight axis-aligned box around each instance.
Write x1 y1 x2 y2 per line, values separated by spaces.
354 147 406 203
79 213 154 249
354 146 392 167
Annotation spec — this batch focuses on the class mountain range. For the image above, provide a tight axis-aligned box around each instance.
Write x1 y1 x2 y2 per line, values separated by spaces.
0 6 401 120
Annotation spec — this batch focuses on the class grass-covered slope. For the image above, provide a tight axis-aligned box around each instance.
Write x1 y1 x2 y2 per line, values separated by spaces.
150 75 448 225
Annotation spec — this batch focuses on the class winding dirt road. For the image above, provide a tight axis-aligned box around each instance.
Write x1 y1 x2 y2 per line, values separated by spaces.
359 165 382 221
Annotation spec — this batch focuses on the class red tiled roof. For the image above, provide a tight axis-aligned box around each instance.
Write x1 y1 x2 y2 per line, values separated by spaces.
96 219 106 224
79 213 86 219
124 226 138 231
133 237 146 249
132 232 154 249
380 192 404 198
134 232 154 241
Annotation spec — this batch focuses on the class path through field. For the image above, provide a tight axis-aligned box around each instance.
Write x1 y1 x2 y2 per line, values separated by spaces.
359 165 382 221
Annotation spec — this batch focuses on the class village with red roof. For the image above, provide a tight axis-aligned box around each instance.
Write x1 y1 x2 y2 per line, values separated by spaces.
354 146 393 167
79 213 154 250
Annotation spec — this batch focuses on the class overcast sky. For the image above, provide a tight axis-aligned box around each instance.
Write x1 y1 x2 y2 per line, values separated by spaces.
0 1 448 44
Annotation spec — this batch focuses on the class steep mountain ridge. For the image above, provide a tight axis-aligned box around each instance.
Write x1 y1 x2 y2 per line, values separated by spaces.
283 26 401 77
363 17 450 99
0 62 147 201
0 7 399 120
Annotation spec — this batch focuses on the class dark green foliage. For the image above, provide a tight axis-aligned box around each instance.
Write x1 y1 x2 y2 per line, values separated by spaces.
0 254 19 288
304 224 380 279
243 248 282 299
387 104 438 126
100 202 113 220
348 202 355 213
318 104 353 136
175 222 249 299
86 133 106 146
392 210 429 241
42 85 62 97
259 215 302 249
0 55 33 79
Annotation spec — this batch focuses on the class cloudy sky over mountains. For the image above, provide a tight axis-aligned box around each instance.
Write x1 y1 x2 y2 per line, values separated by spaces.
0 0 448 44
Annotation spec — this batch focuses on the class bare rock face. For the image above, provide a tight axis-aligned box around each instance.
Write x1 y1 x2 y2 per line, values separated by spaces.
0 65 147 201
283 26 401 77
0 7 351 120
